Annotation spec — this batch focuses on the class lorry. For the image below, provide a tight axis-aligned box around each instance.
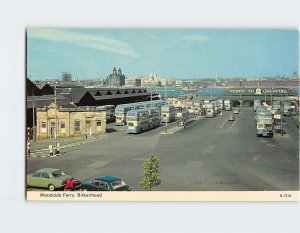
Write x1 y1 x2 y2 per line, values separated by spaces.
256 110 273 137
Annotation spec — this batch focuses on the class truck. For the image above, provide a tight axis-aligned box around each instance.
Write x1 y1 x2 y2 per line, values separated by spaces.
256 110 273 137
224 100 232 111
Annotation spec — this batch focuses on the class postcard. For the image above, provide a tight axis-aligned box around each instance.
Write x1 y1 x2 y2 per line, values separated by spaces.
26 29 299 201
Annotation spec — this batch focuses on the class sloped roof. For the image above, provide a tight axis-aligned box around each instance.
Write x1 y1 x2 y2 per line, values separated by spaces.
26 95 71 109
93 92 149 101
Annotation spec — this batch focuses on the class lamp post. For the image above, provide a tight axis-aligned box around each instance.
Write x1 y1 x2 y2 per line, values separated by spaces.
54 86 59 153
165 85 168 133
280 94 283 136
32 95 36 142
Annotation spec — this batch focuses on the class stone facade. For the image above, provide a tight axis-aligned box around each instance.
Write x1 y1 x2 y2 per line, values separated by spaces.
107 67 125 87
36 103 106 140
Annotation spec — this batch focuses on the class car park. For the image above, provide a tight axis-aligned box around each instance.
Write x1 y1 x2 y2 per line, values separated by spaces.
27 168 81 191
80 176 131 191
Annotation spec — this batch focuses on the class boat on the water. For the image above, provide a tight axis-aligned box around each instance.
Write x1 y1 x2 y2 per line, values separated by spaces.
182 87 197 92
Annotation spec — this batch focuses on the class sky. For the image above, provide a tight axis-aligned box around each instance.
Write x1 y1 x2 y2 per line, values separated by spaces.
27 29 299 80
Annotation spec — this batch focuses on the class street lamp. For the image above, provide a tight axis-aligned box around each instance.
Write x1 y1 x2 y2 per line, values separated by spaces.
54 86 59 153
165 85 168 133
280 94 284 136
32 93 36 141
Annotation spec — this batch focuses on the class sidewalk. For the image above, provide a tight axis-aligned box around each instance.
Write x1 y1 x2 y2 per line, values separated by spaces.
29 134 106 152
161 115 203 135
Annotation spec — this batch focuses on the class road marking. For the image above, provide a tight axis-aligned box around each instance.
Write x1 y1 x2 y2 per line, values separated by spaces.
253 154 262 161
219 119 228 128
202 145 216 154
266 144 275 147
230 118 238 128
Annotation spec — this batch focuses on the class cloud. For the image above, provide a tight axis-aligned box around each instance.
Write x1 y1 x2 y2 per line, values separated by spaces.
181 35 209 42
27 29 139 58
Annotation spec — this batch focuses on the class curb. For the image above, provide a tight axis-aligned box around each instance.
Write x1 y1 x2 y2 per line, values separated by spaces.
28 135 107 158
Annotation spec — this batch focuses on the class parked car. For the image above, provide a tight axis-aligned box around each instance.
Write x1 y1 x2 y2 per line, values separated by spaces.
228 113 235 121
80 176 131 191
27 168 81 191
233 108 240 114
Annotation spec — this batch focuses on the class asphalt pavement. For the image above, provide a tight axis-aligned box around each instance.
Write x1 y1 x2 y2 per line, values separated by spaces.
27 108 299 191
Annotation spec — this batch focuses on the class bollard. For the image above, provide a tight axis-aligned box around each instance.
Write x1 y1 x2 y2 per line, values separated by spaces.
49 145 53 156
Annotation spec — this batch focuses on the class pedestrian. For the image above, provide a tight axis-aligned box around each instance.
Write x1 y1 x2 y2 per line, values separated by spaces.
27 141 31 156
64 178 73 191
220 111 223 117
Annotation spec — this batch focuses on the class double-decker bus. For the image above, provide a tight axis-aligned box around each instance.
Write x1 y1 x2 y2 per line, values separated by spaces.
137 100 164 108
126 107 161 133
161 105 176 123
224 100 232 111
96 105 115 123
115 103 144 126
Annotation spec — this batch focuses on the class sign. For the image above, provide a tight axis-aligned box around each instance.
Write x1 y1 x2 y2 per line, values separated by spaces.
225 88 291 96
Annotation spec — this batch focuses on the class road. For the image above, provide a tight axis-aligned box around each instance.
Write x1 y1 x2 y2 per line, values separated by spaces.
27 108 299 191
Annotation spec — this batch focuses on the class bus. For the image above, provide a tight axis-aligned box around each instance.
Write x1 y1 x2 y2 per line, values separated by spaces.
256 110 273 137
137 100 164 108
126 107 161 134
187 101 194 114
115 103 144 126
193 101 203 115
96 105 115 123
253 99 261 112
161 105 176 123
224 100 232 111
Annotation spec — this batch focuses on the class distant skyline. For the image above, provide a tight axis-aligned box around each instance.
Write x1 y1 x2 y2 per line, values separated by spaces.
27 29 299 80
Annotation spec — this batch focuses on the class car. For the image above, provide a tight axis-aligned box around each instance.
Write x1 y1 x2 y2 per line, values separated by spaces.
228 113 235 121
27 168 81 191
80 176 131 191
233 108 240 114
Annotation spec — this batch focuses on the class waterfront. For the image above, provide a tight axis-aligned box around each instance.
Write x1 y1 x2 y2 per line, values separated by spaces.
147 87 300 98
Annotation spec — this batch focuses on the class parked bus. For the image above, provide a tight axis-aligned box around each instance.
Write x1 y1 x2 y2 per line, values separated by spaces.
253 99 261 112
187 101 194 114
193 101 203 115
206 103 216 118
115 103 144 126
224 100 232 111
161 105 176 123
96 105 115 123
217 99 224 110
126 107 161 133
256 110 273 137
137 100 164 108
